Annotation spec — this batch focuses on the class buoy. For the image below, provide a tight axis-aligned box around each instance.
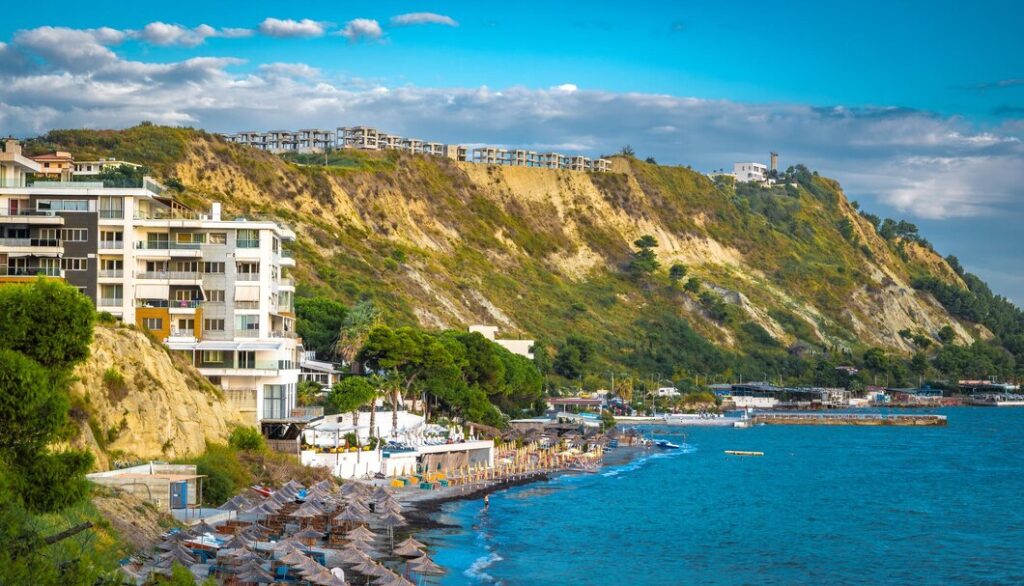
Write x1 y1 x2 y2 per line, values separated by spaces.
725 450 764 457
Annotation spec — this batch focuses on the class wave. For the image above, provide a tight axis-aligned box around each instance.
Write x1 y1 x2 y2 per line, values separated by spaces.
465 549 504 584
601 443 696 478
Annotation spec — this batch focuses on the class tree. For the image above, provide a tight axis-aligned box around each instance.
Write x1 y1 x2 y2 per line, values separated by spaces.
629 235 660 276
0 280 97 582
335 300 381 371
669 263 688 284
295 296 347 360
863 347 889 371
328 377 377 431
683 277 701 293
553 336 594 380
620 145 636 157
938 325 956 344
95 163 150 188
644 156 658 165
296 379 322 406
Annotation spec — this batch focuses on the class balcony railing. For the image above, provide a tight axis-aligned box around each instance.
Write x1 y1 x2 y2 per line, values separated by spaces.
277 278 294 287
135 271 201 280
0 209 58 218
235 329 259 338
236 239 260 249
236 273 261 281
169 329 195 338
280 249 294 258
134 209 201 220
235 360 295 370
99 297 123 307
99 210 124 219
270 330 297 338
0 238 61 247
1 267 62 277
170 299 202 309
99 241 124 249
98 269 123 278
135 298 169 308
234 301 260 309
135 241 202 250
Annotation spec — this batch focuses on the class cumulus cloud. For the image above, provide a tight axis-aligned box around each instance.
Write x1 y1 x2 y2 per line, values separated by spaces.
338 19 383 42
2 24 1023 226
389 13 459 27
129 22 250 47
258 18 327 38
258 62 320 78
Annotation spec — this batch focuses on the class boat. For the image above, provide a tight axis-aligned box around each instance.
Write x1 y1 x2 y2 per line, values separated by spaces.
654 440 680 450
725 450 763 457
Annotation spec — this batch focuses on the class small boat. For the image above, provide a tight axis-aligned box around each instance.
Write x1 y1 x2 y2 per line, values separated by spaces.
654 440 680 450
725 450 763 457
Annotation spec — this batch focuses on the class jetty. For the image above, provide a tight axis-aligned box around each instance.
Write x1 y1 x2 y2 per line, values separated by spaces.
752 413 947 426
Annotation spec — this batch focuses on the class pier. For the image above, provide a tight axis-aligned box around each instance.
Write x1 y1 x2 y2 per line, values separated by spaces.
752 413 947 426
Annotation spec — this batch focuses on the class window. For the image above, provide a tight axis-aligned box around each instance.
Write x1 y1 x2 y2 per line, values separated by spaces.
207 289 225 302
37 199 88 212
236 262 259 275
170 260 198 273
204 318 225 331
236 229 259 248
176 232 205 244
203 262 225 274
100 259 123 271
142 317 163 330
145 260 167 272
238 351 256 368
174 290 199 301
61 258 88 271
38 228 59 241
236 315 260 331
177 318 194 331
100 284 122 301
201 350 223 363
99 197 123 219
208 232 227 244
263 384 294 420
99 231 123 247
61 228 87 242
146 233 169 249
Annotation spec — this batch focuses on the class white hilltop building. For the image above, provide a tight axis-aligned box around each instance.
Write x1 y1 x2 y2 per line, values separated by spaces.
468 325 535 360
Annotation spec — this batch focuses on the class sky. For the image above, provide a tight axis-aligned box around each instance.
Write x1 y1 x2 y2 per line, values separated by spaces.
1 0 1021 303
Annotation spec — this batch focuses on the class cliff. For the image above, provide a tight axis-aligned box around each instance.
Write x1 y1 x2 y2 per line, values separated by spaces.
68 325 246 470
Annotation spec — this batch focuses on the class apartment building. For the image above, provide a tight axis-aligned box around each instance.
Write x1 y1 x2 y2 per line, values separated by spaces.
734 162 769 183
338 126 378 150
74 159 144 176
31 151 75 181
0 139 299 425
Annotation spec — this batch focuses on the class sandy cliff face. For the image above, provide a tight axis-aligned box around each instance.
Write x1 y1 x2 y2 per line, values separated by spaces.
69 326 245 470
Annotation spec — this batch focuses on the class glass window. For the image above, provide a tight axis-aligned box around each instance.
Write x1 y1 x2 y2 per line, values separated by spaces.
201 350 223 363
61 258 88 271
142 317 163 330
207 289 225 302
204 318 225 331
208 232 227 244
203 262 225 274
236 229 259 248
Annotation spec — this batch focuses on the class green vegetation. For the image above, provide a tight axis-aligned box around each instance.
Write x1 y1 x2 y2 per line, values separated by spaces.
295 296 348 360
0 279 120 583
228 426 267 453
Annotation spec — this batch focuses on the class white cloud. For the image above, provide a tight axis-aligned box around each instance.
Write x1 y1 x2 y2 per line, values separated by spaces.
130 22 226 47
2 27 1023 225
338 19 383 42
258 18 327 38
258 62 320 78
389 13 459 27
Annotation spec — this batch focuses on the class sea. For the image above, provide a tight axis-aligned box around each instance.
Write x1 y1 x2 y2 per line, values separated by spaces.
420 408 1024 585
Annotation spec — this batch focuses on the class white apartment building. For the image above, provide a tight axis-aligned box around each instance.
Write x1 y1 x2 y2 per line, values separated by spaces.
73 159 145 176
0 139 299 426
734 162 769 183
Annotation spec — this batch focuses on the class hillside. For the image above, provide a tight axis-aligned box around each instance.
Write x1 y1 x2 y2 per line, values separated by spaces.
27 125 1015 386
68 324 246 470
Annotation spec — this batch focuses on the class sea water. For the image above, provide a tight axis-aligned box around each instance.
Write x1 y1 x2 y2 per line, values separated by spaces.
421 408 1024 585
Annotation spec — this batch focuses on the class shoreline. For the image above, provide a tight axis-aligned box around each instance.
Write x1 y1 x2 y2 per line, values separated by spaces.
396 445 647 535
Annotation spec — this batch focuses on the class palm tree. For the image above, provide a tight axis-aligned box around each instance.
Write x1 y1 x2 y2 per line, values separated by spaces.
334 300 380 373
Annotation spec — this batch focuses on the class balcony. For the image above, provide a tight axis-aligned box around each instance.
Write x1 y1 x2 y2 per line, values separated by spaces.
270 330 297 338
135 271 201 281
169 299 202 309
236 330 260 338
236 239 260 249
236 273 261 282
0 209 64 225
99 241 124 250
277 278 294 288
1 267 63 277
136 298 169 308
98 269 123 278
234 301 260 309
0 238 62 247
169 329 195 338
99 210 124 219
99 297 124 307
134 241 202 250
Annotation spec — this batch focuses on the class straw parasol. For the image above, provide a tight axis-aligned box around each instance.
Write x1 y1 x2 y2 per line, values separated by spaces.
236 561 275 584
334 505 369 526
293 527 325 546
188 519 218 536
352 560 391 578
346 526 378 541
407 555 445 576
392 541 424 558
336 546 372 565
396 536 426 550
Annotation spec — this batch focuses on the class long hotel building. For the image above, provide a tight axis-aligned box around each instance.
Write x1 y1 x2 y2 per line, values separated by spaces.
0 139 298 425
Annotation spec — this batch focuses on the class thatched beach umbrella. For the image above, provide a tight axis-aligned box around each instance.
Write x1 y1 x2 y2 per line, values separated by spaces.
346 525 378 541
396 536 426 550
293 527 324 546
337 546 372 565
188 519 218 536
352 559 390 578
392 541 424 558
408 555 444 576
236 564 275 584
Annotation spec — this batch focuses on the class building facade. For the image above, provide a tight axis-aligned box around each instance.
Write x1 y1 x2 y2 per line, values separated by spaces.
0 139 299 425
733 162 769 183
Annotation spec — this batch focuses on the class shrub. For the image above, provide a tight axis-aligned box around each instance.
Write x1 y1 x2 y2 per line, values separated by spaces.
228 426 266 453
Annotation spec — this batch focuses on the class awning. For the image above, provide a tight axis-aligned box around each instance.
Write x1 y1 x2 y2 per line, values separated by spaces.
166 342 198 351
136 284 169 298
196 341 241 350
238 341 282 351
5 252 59 258
234 286 260 301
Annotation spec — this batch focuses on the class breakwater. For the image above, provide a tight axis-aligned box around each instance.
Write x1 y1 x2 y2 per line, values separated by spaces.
752 413 947 426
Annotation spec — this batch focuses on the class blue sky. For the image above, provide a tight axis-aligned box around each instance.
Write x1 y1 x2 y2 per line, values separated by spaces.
1 1 1022 302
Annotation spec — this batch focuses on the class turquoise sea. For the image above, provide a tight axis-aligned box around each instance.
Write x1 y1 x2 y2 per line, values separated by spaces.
421 408 1024 585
